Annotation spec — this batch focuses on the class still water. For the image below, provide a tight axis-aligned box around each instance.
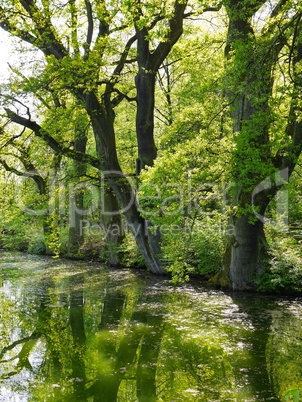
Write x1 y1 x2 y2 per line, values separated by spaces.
0 251 301 401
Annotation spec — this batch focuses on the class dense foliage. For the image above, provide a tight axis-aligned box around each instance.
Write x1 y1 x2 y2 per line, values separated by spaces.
0 0 302 292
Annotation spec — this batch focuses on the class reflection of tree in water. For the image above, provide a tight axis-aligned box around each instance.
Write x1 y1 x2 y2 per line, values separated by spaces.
1 260 302 401
0 264 55 381
155 286 283 402
68 272 87 399
0 265 166 401
229 293 280 402
266 302 302 401
229 294 302 402
156 329 234 401
87 281 165 402
153 286 238 402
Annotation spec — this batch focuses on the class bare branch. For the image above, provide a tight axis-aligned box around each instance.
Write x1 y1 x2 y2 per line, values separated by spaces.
0 159 25 176
0 127 25 151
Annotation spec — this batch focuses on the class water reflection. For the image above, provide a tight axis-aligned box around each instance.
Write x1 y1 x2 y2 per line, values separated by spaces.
0 251 301 401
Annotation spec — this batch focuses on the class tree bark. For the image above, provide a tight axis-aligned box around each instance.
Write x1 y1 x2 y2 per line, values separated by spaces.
68 128 87 256
218 0 287 290
85 91 165 274
134 0 188 174
106 173 164 274
0 1 188 274
213 190 270 290
100 185 124 266
224 211 268 291
135 70 157 174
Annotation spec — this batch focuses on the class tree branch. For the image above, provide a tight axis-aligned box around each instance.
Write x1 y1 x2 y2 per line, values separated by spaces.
69 0 79 54
4 108 102 169
0 7 38 46
0 127 25 150
111 88 136 107
83 0 93 57
112 34 137 78
150 0 188 71
0 332 41 360
0 1 67 59
0 159 25 176
270 0 290 19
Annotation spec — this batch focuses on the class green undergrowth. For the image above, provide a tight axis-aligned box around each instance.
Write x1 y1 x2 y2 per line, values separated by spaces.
257 233 302 294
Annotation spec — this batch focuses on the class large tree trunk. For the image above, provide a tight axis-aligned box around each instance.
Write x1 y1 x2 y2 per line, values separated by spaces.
222 214 268 290
29 170 53 255
68 128 87 256
134 1 187 175
219 0 280 290
68 186 86 256
213 191 270 290
100 185 124 266
85 92 165 274
67 106 125 264
135 68 157 174
107 173 164 274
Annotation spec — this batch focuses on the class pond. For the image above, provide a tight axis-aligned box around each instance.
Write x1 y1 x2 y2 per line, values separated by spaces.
0 251 301 401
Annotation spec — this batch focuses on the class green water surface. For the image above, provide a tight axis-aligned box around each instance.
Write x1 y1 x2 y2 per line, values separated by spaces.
0 251 301 401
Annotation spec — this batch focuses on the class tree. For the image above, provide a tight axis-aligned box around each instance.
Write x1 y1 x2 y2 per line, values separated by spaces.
137 27 229 280
133 0 188 173
0 0 192 273
0 126 54 252
213 0 302 289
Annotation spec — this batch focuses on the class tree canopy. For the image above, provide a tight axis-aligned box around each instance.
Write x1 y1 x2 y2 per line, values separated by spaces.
1 0 302 292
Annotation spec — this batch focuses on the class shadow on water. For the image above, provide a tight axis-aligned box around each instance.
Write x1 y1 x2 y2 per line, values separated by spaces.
0 251 302 401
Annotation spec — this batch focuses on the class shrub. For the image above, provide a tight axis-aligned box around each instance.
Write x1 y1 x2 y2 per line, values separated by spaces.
119 233 145 268
257 239 302 293
27 233 46 255
163 217 225 282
